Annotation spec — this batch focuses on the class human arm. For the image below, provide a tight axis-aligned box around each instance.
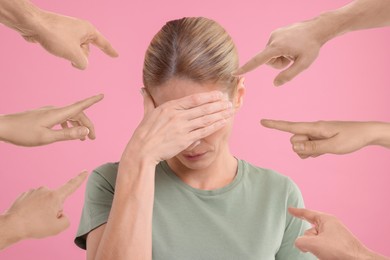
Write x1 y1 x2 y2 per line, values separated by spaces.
85 90 234 259
233 0 390 86
0 0 118 69
261 119 390 158
288 208 389 260
0 94 103 146
0 171 88 250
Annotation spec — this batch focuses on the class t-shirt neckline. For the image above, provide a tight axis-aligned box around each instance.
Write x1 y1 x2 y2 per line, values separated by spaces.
159 158 244 196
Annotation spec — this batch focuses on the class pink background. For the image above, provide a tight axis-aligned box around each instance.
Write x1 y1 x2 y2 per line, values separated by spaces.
1 0 389 259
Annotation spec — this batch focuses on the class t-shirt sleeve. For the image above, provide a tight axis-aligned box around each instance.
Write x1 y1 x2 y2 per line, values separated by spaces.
74 163 117 249
275 179 316 260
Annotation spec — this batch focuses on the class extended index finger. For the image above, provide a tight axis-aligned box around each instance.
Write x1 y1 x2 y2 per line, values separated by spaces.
288 207 321 225
92 31 119 57
56 171 88 201
52 94 104 123
261 119 316 135
233 47 281 75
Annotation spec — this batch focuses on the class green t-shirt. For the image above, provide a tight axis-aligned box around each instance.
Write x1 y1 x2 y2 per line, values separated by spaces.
75 159 315 260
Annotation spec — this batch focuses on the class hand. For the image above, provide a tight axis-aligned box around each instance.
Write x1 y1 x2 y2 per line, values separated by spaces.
23 10 118 69
4 171 88 240
0 94 104 146
123 89 234 165
260 119 384 159
288 207 387 260
233 19 327 86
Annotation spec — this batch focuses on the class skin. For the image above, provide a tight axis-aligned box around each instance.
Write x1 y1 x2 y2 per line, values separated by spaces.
288 208 389 260
0 0 118 69
85 78 245 260
233 0 390 86
261 119 390 159
0 94 104 146
0 171 88 250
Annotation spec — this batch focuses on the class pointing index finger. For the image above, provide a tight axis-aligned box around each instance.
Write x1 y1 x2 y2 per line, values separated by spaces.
53 94 104 123
92 31 119 58
233 47 281 75
56 171 88 201
288 207 320 225
261 119 316 135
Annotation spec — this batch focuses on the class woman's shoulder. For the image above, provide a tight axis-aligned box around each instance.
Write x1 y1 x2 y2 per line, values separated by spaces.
239 159 299 193
88 162 120 189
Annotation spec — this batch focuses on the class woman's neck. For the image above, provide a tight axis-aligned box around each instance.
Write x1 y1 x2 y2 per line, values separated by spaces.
166 149 238 190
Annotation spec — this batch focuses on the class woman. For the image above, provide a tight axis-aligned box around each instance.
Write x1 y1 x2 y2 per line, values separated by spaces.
75 17 315 260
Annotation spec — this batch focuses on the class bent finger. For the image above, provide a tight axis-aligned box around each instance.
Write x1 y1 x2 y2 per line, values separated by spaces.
73 112 96 140
68 120 85 141
292 139 333 156
46 127 90 143
70 48 89 70
273 56 312 86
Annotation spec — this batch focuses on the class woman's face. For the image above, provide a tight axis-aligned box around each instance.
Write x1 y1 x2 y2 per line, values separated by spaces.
149 77 244 171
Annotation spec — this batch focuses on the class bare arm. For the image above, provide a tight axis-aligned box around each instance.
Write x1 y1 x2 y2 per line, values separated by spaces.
85 90 233 259
0 172 88 250
0 94 103 146
234 0 390 85
0 0 117 69
289 208 389 260
261 120 390 159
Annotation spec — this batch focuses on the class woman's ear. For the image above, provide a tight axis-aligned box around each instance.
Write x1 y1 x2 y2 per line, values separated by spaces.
233 77 245 110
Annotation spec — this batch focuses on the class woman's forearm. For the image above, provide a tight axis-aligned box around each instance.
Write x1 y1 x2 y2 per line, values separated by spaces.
93 151 156 260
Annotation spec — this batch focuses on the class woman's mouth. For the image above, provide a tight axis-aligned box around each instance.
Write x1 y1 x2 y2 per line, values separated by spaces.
182 152 207 161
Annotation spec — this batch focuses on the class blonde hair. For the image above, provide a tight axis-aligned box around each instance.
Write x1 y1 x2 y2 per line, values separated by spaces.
143 17 239 95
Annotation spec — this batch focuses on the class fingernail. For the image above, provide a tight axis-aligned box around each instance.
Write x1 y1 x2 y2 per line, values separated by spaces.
79 127 89 136
140 88 145 96
294 143 305 151
274 80 284 87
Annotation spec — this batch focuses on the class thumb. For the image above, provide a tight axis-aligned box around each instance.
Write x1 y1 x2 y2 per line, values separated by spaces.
292 139 332 157
141 88 155 115
295 236 321 256
55 214 70 234
273 57 311 86
70 49 88 70
50 126 90 143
